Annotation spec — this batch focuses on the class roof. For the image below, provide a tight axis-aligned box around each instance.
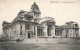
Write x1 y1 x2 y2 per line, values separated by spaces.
3 21 10 24
39 17 55 23
31 2 39 9
24 12 33 17
66 21 77 24
17 10 33 17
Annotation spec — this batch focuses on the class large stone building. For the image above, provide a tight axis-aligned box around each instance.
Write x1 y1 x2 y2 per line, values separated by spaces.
2 2 79 39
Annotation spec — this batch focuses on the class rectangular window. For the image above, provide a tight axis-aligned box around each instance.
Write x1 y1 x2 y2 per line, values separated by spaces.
20 31 22 35
34 12 36 15
21 26 22 29
67 30 68 33
34 27 35 30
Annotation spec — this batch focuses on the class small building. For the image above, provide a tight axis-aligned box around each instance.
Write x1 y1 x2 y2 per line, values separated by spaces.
2 2 79 39
55 21 79 38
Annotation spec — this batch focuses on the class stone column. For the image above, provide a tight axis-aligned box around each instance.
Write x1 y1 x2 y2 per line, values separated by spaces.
32 25 34 37
8 28 10 37
22 24 25 35
43 25 47 37
46 25 48 37
73 29 76 37
52 25 55 37
17 23 21 37
35 26 37 38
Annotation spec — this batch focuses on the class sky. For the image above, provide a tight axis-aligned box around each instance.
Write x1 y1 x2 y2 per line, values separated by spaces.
0 0 80 35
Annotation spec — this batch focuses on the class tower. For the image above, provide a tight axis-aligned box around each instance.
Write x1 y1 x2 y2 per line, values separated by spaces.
30 2 41 22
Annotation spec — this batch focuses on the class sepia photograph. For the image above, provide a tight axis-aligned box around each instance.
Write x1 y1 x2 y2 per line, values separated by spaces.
0 0 80 50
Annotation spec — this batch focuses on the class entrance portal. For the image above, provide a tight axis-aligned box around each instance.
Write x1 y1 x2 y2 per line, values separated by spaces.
28 33 30 38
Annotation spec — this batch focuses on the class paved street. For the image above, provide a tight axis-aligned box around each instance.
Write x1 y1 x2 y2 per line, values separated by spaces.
0 38 80 50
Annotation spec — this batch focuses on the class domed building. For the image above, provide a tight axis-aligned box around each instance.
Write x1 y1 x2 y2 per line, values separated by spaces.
2 2 79 40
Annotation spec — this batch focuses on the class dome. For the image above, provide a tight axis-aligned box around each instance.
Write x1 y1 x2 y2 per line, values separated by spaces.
31 2 39 9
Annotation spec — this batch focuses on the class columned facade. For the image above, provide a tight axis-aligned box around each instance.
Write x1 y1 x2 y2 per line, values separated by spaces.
2 2 79 40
